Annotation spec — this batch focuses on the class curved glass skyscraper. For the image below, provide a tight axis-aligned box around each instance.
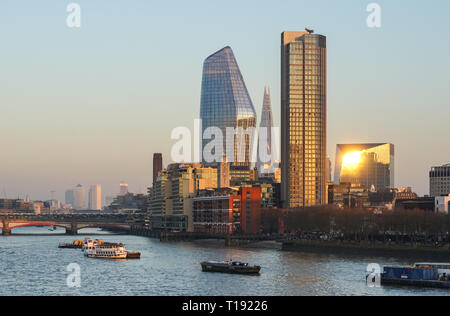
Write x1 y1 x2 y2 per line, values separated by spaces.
200 46 256 166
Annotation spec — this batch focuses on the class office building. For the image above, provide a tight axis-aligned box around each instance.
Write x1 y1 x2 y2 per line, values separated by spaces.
327 182 370 209
281 30 327 208
193 187 261 235
148 163 218 232
435 194 450 214
200 46 257 167
65 189 74 207
119 182 129 196
430 164 450 197
73 184 85 210
334 143 395 192
88 184 102 211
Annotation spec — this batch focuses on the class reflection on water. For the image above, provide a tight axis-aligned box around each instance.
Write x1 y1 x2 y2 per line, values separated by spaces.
0 227 449 296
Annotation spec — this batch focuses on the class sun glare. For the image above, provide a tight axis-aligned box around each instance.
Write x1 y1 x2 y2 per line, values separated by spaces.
342 151 362 169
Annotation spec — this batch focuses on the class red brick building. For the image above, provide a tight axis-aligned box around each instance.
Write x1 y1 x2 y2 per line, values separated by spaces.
193 187 261 235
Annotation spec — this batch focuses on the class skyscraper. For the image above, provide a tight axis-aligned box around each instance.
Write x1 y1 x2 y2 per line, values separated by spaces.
65 189 74 207
88 184 102 211
73 184 85 210
258 87 275 175
281 30 327 208
153 153 163 184
119 182 128 196
200 46 257 167
334 143 395 191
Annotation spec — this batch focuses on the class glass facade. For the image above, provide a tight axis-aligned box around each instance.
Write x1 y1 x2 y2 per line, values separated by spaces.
257 87 275 174
200 46 256 167
334 143 395 192
281 31 327 208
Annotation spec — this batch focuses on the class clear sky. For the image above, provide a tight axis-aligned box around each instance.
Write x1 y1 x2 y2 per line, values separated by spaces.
0 0 449 202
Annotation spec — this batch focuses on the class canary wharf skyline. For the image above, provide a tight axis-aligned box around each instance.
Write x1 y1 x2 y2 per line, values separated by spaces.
0 0 449 202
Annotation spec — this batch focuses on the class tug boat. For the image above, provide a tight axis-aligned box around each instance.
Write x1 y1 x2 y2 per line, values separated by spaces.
201 260 261 275
84 243 127 260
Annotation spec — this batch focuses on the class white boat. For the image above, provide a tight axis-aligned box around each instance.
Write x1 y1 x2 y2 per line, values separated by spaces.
84 243 127 259
82 238 101 251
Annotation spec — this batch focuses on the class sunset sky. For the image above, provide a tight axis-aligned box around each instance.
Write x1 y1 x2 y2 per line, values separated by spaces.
0 0 449 202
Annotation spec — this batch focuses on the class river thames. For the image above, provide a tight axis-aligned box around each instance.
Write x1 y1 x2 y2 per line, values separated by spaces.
0 227 449 296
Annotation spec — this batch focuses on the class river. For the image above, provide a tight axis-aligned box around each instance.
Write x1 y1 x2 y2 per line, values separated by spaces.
0 226 448 296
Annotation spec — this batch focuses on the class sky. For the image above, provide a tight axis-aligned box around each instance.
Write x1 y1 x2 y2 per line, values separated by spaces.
0 0 449 203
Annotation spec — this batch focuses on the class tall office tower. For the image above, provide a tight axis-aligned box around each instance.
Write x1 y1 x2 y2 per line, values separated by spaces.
119 182 129 196
73 184 85 210
258 87 275 175
430 164 450 197
88 184 102 211
281 30 327 208
153 153 163 184
65 189 74 207
334 143 395 191
200 46 257 167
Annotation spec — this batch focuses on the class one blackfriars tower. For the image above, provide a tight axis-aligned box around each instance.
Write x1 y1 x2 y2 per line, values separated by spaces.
200 46 256 167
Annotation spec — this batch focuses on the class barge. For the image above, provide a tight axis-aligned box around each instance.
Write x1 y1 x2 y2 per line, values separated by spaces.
380 263 450 289
126 251 141 259
59 240 83 249
201 261 261 275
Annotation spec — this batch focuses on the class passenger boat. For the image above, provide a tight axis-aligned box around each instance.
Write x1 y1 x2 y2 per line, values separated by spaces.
380 263 450 289
84 243 127 260
201 260 261 275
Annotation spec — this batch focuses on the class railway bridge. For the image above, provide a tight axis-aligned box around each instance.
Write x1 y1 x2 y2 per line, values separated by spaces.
0 214 137 236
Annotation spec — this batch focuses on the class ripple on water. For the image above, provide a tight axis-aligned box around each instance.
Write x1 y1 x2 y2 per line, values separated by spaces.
1 227 449 296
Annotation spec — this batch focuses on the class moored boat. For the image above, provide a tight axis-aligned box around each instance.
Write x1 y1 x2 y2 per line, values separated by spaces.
201 260 261 275
126 251 141 259
380 263 450 289
58 240 83 249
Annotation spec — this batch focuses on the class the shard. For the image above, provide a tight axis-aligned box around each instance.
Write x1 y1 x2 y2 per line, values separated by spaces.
258 87 275 174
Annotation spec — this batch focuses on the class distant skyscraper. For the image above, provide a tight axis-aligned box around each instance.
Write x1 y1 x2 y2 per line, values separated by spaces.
334 143 395 191
65 189 74 207
200 46 257 167
119 182 129 196
73 184 85 210
88 184 102 211
258 87 275 175
281 31 327 208
430 164 450 197
153 153 163 184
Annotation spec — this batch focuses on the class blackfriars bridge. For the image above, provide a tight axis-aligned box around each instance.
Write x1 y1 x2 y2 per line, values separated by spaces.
0 214 139 236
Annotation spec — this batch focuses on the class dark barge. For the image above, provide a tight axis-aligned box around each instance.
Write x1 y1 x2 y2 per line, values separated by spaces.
201 261 261 275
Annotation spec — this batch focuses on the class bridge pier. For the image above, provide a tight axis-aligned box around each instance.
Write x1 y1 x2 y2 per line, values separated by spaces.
65 223 78 235
1 221 11 236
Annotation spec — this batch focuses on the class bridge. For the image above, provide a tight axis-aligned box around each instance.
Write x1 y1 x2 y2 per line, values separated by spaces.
0 214 140 236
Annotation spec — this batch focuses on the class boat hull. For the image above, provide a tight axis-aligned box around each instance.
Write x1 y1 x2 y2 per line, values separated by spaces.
201 262 261 275
381 277 450 289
